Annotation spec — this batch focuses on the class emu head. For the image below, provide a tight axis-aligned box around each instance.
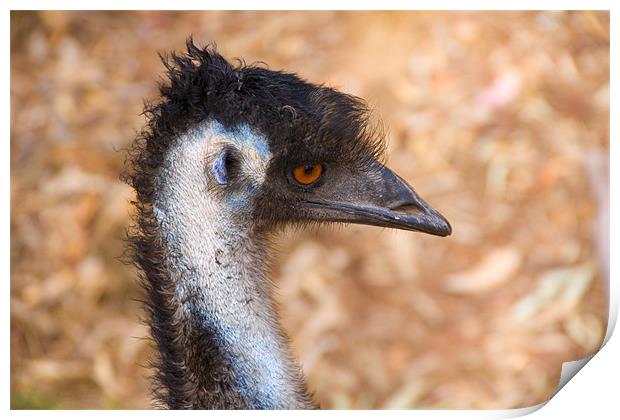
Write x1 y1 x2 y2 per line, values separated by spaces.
141 40 451 237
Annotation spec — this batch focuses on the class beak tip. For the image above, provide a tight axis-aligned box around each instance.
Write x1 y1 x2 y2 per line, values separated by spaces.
427 210 452 237
439 221 452 236
430 219 452 237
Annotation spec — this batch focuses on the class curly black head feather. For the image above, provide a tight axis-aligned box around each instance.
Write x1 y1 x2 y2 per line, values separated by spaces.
126 38 385 199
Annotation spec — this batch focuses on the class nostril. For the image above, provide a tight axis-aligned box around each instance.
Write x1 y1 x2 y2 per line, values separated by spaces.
389 203 425 214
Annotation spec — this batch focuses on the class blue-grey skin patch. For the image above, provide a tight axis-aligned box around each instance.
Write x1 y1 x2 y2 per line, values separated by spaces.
228 183 258 209
235 376 269 408
193 303 279 408
212 122 271 160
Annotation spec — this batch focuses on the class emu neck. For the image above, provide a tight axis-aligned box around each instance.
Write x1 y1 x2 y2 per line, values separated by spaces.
151 125 313 409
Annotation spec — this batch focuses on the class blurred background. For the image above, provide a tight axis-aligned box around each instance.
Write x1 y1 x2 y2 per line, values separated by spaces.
10 11 609 409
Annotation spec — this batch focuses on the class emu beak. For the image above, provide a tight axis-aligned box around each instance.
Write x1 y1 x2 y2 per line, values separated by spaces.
305 164 452 236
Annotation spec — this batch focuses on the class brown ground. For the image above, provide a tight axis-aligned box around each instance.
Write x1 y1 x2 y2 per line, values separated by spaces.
10 11 609 409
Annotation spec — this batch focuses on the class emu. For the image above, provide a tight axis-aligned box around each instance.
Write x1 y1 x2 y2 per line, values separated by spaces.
124 40 451 409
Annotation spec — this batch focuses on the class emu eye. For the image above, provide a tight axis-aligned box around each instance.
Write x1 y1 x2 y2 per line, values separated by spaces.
293 163 323 186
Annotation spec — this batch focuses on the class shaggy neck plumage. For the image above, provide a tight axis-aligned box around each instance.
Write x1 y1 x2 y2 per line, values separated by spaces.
145 125 314 409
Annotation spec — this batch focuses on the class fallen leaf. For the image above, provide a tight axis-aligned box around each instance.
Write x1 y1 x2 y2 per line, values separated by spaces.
443 247 522 294
512 264 595 321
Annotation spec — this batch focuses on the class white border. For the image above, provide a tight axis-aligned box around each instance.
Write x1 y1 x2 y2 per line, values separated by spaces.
5 2 616 419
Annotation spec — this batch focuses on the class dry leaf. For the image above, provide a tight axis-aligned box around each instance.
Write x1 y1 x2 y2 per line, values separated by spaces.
443 247 522 294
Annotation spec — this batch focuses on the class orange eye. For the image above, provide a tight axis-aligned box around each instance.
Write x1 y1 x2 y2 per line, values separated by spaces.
293 163 323 185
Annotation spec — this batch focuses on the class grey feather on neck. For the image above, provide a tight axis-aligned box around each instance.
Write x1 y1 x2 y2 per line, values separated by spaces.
152 121 315 409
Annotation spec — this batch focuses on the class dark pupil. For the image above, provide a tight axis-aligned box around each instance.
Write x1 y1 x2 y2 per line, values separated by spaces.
303 165 315 175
